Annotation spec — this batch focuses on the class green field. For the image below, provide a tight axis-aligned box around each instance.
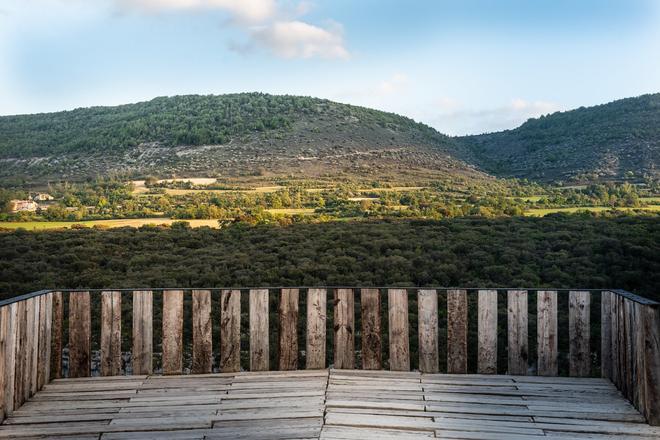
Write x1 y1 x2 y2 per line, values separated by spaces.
524 205 660 216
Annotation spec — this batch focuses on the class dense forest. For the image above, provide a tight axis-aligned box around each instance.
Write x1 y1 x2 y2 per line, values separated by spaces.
453 93 660 182
1 216 657 300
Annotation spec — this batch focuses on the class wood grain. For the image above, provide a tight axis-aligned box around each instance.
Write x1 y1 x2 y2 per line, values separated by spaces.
278 289 299 370
306 288 326 370
537 290 558 377
100 291 122 376
388 289 410 372
333 289 354 369
162 290 184 375
477 289 497 374
569 290 590 377
220 289 241 373
507 290 528 375
50 291 63 380
447 289 467 374
418 289 438 373
601 291 612 380
360 288 381 370
192 290 213 374
68 292 91 378
132 290 153 375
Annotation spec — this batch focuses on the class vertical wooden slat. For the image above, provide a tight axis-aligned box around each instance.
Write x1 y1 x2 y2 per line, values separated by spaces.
306 288 326 370
51 291 63 380
220 289 241 373
569 290 590 377
278 289 299 371
477 289 498 374
30 296 41 395
249 289 269 372
13 301 26 409
601 291 613 380
623 298 633 399
100 291 122 376
388 289 410 372
162 290 184 375
2 303 17 418
507 290 528 375
25 298 37 398
537 290 558 377
36 294 50 389
333 288 354 369
642 304 660 426
447 289 468 374
69 292 91 378
633 302 644 414
611 294 620 388
418 289 439 373
132 290 153 375
361 289 382 370
192 290 213 374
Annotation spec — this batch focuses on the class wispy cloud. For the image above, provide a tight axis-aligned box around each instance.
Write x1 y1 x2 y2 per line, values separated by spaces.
431 98 561 135
116 0 349 59
116 0 276 23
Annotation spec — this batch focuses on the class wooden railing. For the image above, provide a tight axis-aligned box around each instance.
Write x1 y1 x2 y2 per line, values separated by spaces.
0 287 658 425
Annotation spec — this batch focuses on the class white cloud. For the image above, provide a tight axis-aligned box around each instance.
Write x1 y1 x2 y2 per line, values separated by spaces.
116 0 276 23
429 98 561 135
378 73 408 94
248 20 348 59
117 0 349 59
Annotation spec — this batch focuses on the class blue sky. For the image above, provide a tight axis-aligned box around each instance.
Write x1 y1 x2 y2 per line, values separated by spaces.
1 0 659 135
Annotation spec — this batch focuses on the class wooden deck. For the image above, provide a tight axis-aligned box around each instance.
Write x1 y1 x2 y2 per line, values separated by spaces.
1 369 658 439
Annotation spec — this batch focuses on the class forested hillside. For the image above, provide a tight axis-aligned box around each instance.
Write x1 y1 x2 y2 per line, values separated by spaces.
0 94 482 183
454 94 660 182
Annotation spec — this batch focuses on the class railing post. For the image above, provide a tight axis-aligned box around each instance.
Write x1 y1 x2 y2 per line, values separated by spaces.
69 292 91 378
388 289 410 372
333 289 354 369
306 288 327 370
601 291 612 380
642 304 659 425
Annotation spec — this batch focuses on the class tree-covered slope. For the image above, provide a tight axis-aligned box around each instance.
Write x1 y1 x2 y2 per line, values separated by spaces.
0 93 482 183
454 94 660 183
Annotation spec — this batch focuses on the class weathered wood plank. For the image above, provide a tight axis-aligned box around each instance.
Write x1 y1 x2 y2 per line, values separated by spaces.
306 289 326 370
507 290 528 375
418 290 438 373
36 294 52 390
333 289 355 369
611 293 620 389
248 289 269 372
569 290 590 377
278 289 299 371
1 303 18 419
361 289 382 370
477 289 497 375
219 289 241 373
69 292 91 378
642 303 660 425
100 291 122 377
3 303 17 418
50 291 63 380
447 289 467 374
633 301 644 415
601 291 612 380
388 289 410 372
29 296 41 395
162 290 184 375
25 298 37 398
12 300 27 409
537 290 558 377
192 290 213 374
132 290 153 375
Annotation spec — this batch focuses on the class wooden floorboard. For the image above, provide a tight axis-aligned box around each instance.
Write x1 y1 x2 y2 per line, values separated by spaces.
1 369 658 439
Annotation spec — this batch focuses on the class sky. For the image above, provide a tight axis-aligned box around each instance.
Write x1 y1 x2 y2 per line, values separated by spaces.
1 0 659 135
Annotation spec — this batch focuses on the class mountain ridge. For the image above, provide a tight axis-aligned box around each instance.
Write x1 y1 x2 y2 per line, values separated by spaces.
0 92 658 184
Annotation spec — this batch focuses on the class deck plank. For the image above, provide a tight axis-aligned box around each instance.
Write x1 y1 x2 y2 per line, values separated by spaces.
0 369 654 439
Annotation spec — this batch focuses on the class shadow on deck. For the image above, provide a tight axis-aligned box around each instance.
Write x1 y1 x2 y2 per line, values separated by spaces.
1 369 658 440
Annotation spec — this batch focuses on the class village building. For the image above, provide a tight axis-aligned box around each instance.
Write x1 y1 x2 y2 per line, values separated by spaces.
9 200 39 213
32 193 54 201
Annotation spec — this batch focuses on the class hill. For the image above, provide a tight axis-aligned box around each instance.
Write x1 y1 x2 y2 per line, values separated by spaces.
0 93 485 184
453 94 660 183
